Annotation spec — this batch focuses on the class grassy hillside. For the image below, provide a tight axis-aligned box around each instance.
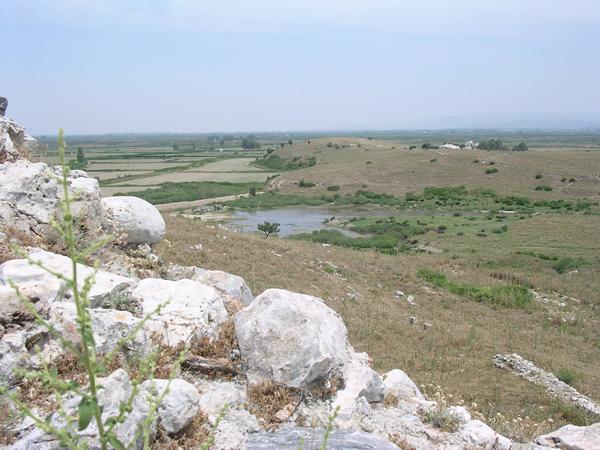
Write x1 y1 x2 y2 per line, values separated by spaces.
258 138 600 201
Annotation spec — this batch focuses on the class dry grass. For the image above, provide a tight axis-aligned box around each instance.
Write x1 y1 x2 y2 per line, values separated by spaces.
246 380 301 428
266 138 600 201
153 412 210 449
157 215 600 441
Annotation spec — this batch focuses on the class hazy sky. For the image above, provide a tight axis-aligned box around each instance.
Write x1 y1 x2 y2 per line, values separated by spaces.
3 0 600 134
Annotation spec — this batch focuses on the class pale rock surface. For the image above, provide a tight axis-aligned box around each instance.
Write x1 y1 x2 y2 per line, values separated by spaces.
49 303 148 355
235 288 350 389
196 380 246 422
460 419 512 449
0 250 135 308
535 422 600 450
246 426 401 449
8 369 200 449
212 408 260 450
131 278 228 346
333 352 383 421
0 160 102 237
166 264 254 313
191 268 254 306
101 196 166 245
0 116 37 162
140 378 201 434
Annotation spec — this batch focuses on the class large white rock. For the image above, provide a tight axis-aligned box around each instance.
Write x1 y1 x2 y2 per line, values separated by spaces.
131 278 228 346
235 288 350 389
0 160 103 236
0 116 37 162
535 422 600 449
0 250 135 308
140 378 201 434
102 196 165 244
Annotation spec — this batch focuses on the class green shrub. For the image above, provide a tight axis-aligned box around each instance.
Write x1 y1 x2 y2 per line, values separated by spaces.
535 174 543 179
326 185 340 192
535 185 553 192
553 257 588 274
556 368 576 385
298 179 316 188
485 168 498 174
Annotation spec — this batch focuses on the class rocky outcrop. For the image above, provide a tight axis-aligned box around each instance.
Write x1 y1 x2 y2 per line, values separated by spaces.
494 353 600 419
235 288 350 389
0 115 36 162
535 422 600 449
101 196 166 245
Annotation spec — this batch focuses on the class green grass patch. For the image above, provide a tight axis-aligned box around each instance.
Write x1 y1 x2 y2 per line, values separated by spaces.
417 269 533 309
552 257 589 274
291 229 404 254
115 181 264 204
254 154 316 171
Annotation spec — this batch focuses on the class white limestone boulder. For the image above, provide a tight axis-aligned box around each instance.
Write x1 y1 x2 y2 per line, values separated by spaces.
131 278 228 346
235 288 350 389
535 422 600 450
0 250 135 308
0 160 103 237
101 196 165 245
140 378 201 434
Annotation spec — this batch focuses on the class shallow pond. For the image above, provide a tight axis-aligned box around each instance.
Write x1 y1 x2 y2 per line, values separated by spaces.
221 205 427 237
194 205 481 238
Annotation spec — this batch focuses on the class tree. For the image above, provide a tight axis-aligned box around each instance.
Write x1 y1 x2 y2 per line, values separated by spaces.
421 143 432 150
77 147 85 163
249 186 257 196
287 139 293 146
478 139 505 151
257 221 280 238
241 135 260 150
173 143 179 151
512 142 529 152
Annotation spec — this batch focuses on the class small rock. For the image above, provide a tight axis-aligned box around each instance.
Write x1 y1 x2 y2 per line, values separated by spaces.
406 294 415 305
408 316 417 324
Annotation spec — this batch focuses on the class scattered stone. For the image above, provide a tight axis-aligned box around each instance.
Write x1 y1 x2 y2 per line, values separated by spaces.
235 288 350 389
406 294 415 305
408 316 417 324
394 290 404 298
